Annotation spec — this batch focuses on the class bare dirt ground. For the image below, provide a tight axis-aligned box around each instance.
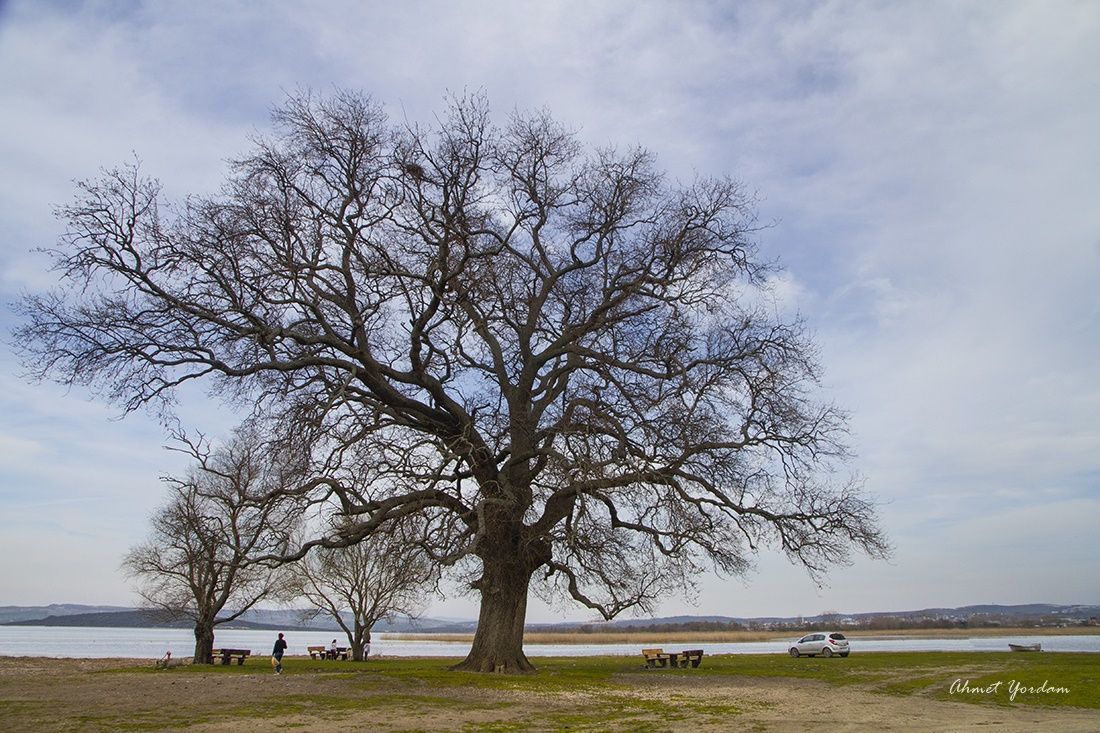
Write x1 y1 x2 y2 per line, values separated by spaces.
1 656 1097 732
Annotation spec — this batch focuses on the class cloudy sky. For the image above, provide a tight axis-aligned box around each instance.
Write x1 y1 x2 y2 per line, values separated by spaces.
1 0 1097 624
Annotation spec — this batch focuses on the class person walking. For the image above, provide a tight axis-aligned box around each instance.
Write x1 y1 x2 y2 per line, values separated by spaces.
272 633 288 674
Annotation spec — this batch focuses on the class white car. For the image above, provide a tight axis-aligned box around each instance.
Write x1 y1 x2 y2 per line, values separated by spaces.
788 632 850 658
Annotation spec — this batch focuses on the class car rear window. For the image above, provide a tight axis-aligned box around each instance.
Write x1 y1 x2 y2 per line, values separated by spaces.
829 633 846 640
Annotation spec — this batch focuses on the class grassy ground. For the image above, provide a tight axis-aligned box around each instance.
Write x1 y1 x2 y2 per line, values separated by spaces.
360 652 1099 707
1 651 1097 732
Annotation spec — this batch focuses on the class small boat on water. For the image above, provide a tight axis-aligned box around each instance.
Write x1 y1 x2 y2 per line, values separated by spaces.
1009 643 1041 652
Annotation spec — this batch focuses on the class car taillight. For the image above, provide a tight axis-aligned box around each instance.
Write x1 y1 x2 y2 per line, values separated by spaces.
828 639 836 644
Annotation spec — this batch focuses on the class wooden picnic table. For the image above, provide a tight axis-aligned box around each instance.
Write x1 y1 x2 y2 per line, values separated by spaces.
642 648 704 669
211 648 251 665
308 645 350 660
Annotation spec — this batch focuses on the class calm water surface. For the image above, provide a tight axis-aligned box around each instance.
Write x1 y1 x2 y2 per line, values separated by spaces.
0 626 1097 659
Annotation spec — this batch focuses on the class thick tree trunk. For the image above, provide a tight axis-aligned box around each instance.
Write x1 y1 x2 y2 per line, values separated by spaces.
451 579 533 673
450 548 539 674
193 622 215 664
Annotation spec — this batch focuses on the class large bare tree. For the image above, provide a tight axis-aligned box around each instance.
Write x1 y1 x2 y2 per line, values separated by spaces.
122 425 301 664
16 89 888 673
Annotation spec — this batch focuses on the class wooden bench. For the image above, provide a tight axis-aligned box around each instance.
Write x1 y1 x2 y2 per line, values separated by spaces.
308 645 350 660
642 648 673 668
642 648 704 669
211 648 251 665
678 649 704 668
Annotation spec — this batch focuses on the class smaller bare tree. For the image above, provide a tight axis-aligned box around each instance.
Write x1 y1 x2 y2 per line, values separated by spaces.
288 519 440 661
123 424 302 664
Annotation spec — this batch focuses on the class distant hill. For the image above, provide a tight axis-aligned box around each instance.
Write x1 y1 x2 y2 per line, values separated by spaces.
903 604 1100 619
0 604 132 625
2 608 333 631
530 604 1100 631
0 605 457 631
4 610 191 628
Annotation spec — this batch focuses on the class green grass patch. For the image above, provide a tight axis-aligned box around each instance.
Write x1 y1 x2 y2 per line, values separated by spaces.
929 652 1100 708
112 651 1100 710
705 650 1100 708
695 650 1099 709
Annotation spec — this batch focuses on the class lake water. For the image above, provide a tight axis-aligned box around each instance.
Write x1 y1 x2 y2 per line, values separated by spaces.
1 626 1097 659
